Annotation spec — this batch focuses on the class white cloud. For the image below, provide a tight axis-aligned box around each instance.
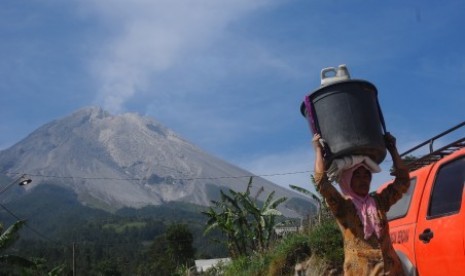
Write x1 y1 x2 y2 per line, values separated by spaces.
80 0 273 113
237 146 316 193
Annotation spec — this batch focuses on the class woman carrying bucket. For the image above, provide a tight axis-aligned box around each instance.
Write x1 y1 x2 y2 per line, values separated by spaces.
312 132 409 275
303 65 411 275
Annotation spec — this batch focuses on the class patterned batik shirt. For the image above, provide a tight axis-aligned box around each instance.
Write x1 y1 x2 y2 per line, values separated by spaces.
313 168 409 276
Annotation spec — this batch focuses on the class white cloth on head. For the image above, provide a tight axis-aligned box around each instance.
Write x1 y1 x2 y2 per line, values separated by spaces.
326 155 381 182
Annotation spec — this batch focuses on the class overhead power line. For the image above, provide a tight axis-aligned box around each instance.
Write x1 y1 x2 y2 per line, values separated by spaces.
2 158 394 183
0 203 57 244
3 170 313 183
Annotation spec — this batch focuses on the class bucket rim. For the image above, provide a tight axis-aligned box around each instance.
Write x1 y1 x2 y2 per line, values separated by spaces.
300 79 377 118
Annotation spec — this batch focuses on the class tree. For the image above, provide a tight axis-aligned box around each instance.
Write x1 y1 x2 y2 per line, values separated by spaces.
202 177 287 257
144 224 196 274
144 235 174 275
0 220 36 269
95 259 122 276
166 223 196 268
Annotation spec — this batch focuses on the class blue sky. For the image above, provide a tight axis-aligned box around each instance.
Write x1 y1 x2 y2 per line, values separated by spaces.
1 0 464 193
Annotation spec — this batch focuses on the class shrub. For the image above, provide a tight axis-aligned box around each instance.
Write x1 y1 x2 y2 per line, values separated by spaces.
221 233 312 276
223 254 266 276
307 220 343 267
267 233 312 275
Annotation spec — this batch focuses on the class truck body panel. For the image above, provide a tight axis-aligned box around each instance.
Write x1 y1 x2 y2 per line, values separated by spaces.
377 122 465 275
414 151 465 274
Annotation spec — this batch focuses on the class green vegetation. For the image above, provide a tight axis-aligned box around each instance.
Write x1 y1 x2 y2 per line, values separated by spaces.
307 220 343 268
1 214 218 275
0 220 36 270
102 221 147 233
0 184 227 275
0 179 344 275
221 233 312 276
200 180 343 275
136 223 196 275
202 177 287 257
203 220 343 276
0 220 66 275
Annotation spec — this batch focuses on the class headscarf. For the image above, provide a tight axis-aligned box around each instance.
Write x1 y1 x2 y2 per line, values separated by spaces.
338 162 382 240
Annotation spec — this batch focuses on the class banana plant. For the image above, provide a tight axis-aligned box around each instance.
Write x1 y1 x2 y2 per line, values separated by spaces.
261 191 287 249
0 220 36 269
202 177 287 257
203 199 248 257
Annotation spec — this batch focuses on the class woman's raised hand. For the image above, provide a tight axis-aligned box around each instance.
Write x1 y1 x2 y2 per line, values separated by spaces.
312 133 325 174
312 133 323 151
384 132 397 152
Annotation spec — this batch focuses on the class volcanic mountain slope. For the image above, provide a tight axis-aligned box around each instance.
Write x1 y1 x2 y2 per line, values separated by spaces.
0 107 314 216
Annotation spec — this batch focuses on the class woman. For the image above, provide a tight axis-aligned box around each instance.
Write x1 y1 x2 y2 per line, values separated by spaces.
312 132 410 275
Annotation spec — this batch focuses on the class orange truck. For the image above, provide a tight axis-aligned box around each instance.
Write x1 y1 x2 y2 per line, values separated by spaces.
377 121 465 275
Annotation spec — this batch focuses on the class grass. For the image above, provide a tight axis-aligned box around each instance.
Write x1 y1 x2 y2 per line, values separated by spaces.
219 233 312 276
208 219 343 276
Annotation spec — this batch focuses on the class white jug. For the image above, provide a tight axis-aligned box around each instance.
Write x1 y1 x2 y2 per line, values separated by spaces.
320 64 351 86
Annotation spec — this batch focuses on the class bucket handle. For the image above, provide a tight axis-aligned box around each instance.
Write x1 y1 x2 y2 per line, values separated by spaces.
304 95 319 134
376 99 387 134
304 95 332 161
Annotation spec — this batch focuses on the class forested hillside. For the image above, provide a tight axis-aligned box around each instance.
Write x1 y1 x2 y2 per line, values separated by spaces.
0 185 228 275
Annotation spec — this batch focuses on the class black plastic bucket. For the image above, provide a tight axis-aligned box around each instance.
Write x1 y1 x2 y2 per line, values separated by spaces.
300 80 387 164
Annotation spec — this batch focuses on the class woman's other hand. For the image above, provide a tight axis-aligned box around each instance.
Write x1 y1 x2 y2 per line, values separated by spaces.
384 132 397 152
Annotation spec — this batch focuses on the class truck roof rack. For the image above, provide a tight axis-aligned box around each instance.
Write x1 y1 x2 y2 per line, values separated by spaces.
400 121 465 172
